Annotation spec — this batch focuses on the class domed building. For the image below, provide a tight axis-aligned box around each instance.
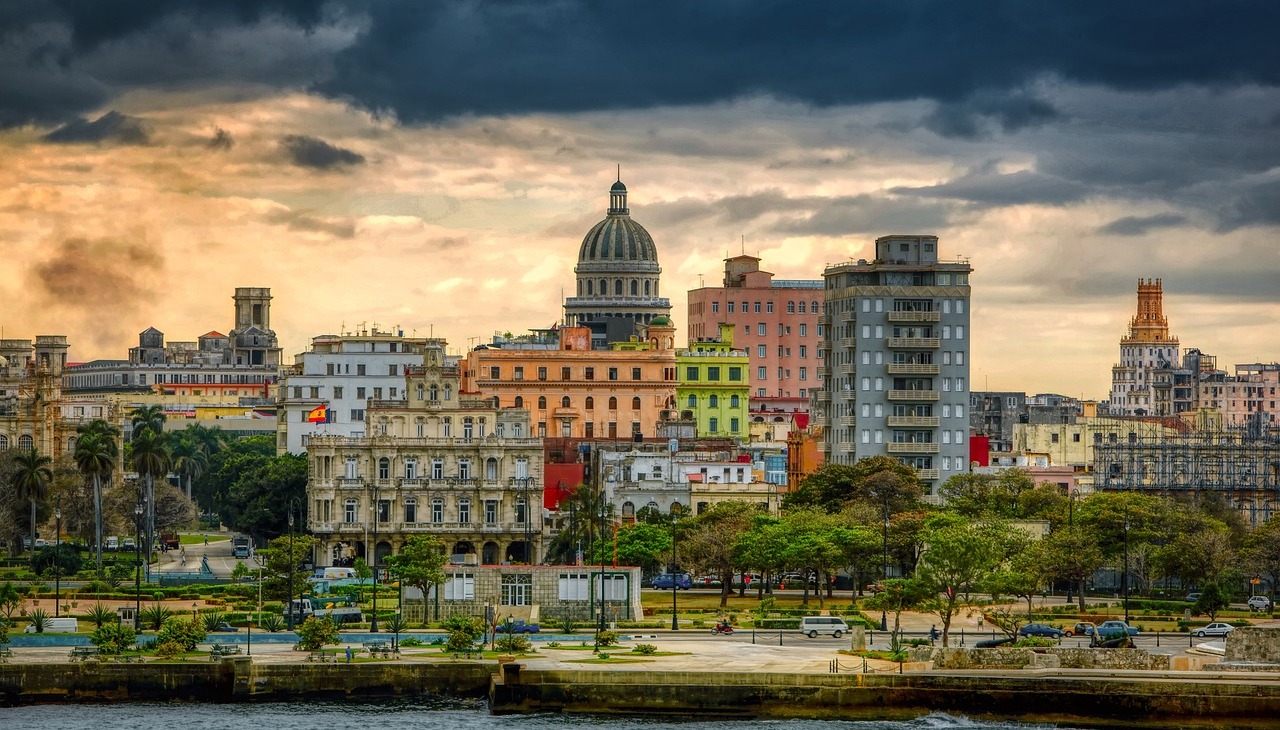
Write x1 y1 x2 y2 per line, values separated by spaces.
563 177 671 347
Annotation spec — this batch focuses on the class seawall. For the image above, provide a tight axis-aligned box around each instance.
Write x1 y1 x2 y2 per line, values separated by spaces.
489 664 1280 729
0 660 495 705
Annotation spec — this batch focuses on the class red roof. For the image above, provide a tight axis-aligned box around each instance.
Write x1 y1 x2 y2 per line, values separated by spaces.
200 331 226 338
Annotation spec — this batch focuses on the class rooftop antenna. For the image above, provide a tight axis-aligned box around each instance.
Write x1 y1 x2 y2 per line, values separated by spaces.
741 235 745 255
616 164 621 182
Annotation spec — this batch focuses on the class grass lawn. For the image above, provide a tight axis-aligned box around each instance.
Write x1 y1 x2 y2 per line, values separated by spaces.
181 534 230 545
639 590 857 612
565 656 654 664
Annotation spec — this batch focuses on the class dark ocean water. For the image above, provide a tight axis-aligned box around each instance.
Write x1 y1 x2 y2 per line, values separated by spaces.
4 699 1086 730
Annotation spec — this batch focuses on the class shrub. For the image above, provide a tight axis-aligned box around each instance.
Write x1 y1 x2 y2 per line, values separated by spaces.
494 635 532 653
442 615 485 641
201 611 227 632
597 652 610 659
0 618 9 645
384 615 407 635
295 616 340 652
85 602 118 629
152 640 186 659
446 629 477 653
596 629 619 647
545 641 561 648
631 643 657 655
156 617 207 651
140 604 174 631
91 622 137 654
1014 637 1058 648
27 608 49 632
259 614 285 633
399 637 425 648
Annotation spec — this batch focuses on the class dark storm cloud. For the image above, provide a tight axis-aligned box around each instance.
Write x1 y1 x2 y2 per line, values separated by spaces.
208 127 234 150
1097 213 1188 236
892 168 1090 207
279 134 365 169
42 110 149 144
1216 179 1280 231
2 1 1278 127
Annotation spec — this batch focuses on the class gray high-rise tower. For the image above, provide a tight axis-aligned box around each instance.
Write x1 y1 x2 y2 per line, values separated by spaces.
817 235 973 496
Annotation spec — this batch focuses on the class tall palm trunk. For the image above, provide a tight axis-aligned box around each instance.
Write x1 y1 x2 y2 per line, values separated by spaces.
93 471 103 571
146 472 155 563
30 498 37 571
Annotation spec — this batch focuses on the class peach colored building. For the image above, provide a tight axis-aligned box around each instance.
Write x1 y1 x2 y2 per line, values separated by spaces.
462 321 678 440
687 254 823 410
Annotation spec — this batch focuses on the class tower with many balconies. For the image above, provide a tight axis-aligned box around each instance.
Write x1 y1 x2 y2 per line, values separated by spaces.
817 235 973 495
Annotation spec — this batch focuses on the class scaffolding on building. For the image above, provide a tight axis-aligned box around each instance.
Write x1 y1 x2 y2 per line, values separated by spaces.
1092 414 1280 525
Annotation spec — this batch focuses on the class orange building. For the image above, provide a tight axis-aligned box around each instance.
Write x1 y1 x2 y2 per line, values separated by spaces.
463 321 679 440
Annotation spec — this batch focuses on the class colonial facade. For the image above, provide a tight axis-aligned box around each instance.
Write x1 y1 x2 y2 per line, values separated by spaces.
305 342 545 568
676 323 750 440
1109 279 1186 416
462 323 678 441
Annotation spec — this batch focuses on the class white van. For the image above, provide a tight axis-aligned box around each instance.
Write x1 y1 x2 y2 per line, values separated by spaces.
25 617 78 633
313 566 356 580
799 616 850 638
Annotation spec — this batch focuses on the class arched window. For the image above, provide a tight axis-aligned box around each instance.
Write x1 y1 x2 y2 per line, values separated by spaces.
416 384 424 400
403 498 417 523
485 457 498 480
378 457 390 479
404 458 417 479
515 396 524 408
442 417 452 437
585 396 595 410
444 384 452 400
608 396 618 410
811 300 818 313
614 279 623 295
646 501 660 514
19 434 33 450
0 435 8 449
632 396 641 410
787 301 795 313
537 396 547 409
687 394 696 407
429 384 439 401
463 417 474 439
730 395 740 407
492 396 499 408
431 498 444 523
586 280 593 295
622 502 635 521
630 280 638 296
709 394 718 407
599 278 607 295
644 280 651 296
561 395 571 408
344 499 358 523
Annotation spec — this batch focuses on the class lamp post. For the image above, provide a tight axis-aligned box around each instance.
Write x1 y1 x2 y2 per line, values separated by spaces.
522 476 533 565
370 486 380 633
54 499 62 618
1122 509 1131 625
133 501 143 631
287 505 295 631
880 507 890 632
249 555 262 657
670 511 679 631
594 496 607 652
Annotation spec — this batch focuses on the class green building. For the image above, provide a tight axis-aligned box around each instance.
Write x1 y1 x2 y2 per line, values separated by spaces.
676 322 751 440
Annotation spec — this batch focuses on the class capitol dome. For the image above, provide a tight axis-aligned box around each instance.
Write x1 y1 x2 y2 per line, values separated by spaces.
576 180 659 265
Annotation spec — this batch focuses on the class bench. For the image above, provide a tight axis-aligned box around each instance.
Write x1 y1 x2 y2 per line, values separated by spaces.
363 641 398 658
0 647 12 662
69 647 99 662
305 650 336 663
451 649 483 660
210 644 242 660
114 654 141 663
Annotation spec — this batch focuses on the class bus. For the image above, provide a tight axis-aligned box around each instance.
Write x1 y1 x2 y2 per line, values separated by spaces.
232 535 251 559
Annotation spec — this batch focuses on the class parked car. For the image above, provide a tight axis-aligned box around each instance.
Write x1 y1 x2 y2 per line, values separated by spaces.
210 622 238 632
1096 620 1139 638
1248 596 1273 612
1184 592 1202 603
694 575 722 587
799 616 850 638
1193 622 1235 638
1064 622 1096 637
122 538 136 551
652 573 693 590
1018 623 1064 639
498 619 540 634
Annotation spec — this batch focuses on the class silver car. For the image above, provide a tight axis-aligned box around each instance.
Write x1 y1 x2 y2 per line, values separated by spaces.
1193 622 1234 638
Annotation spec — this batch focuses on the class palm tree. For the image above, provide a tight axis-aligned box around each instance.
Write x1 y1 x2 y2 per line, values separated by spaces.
13 449 53 571
74 420 119 570
130 427 170 557
170 436 208 502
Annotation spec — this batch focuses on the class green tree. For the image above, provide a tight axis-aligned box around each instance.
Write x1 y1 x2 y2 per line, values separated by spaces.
129 422 170 555
0 581 20 619
296 616 340 651
262 533 316 602
915 517 1015 646
353 558 372 601
1039 524 1105 610
196 435 306 538
592 522 671 576
74 420 119 571
681 502 756 606
1241 519 1280 600
385 535 447 605
170 436 209 503
785 457 921 514
544 485 610 565
90 622 136 654
1194 581 1232 621
1155 519 1236 592
940 469 1066 523
863 578 931 645
13 448 53 571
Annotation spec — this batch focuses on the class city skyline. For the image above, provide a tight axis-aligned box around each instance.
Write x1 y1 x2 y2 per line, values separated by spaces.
1 2 1277 399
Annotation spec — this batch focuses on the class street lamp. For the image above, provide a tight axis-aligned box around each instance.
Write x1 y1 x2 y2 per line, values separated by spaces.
1122 509 1131 625
248 555 262 657
54 499 61 618
522 476 533 565
670 511 679 631
370 486 380 633
880 508 890 632
133 501 144 631
287 504 295 631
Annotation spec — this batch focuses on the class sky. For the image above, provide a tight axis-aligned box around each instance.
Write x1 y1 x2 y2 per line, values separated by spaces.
1 1 1278 399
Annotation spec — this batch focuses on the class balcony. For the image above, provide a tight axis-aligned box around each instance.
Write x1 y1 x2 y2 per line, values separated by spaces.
887 416 940 427
888 390 939 401
887 442 940 454
888 311 941 323
552 407 580 419
838 363 856 375
815 390 831 402
887 337 940 349
838 336 857 348
916 469 941 481
839 416 857 426
887 363 939 375
336 477 365 489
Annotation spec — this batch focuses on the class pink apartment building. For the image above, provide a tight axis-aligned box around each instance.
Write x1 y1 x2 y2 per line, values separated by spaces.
687 255 823 414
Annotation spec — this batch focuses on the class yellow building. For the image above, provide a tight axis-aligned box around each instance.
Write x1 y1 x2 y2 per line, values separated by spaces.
1012 416 1185 471
676 323 750 440
462 322 678 440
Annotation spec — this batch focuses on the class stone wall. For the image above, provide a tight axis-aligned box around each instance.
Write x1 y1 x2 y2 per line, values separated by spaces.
1224 626 1280 663
927 647 1170 671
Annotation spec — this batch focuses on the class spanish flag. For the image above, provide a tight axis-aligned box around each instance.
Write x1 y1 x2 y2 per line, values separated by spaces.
307 404 328 423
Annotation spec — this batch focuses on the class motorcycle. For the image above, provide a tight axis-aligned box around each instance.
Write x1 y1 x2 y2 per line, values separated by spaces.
711 624 734 635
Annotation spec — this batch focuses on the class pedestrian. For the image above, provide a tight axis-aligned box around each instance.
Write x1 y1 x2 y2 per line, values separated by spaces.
204 535 209 545
345 646 353 663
